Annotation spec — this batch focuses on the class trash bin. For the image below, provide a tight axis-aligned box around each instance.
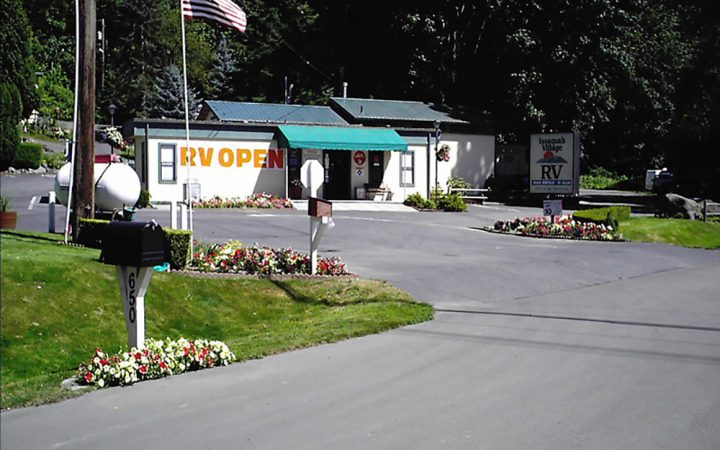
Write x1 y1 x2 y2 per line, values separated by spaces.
355 186 367 200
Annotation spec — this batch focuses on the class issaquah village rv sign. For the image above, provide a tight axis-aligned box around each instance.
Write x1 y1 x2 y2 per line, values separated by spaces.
529 131 580 195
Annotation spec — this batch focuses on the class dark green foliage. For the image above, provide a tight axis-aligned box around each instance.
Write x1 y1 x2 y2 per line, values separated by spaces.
77 218 110 248
0 0 38 117
135 189 151 209
164 229 192 270
0 83 22 170
15 142 44 169
574 206 631 226
43 151 67 169
446 176 471 190
437 193 467 212
580 167 630 190
606 212 620 231
404 193 437 210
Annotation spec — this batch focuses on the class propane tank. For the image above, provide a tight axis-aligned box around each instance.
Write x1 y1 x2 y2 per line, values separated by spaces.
55 162 141 211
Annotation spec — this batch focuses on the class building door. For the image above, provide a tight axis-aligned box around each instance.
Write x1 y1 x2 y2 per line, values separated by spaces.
368 151 384 187
323 150 350 199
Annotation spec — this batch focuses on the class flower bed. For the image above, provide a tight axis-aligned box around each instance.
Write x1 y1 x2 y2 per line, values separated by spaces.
192 240 351 276
193 193 293 209
491 215 622 241
77 338 235 387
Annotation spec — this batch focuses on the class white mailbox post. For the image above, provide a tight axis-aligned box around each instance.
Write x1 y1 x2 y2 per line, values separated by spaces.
100 221 167 349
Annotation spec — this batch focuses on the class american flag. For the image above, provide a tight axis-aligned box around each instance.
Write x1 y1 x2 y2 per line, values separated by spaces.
182 0 247 33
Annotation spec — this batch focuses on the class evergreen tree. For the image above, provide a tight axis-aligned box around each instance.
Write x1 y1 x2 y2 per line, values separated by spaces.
1 0 39 117
210 34 238 99
149 65 202 119
0 83 22 170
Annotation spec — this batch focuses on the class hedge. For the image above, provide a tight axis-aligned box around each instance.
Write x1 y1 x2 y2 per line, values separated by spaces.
15 142 44 169
77 218 110 248
165 229 192 270
573 206 631 227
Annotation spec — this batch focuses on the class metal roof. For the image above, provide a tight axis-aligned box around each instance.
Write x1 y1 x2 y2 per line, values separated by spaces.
132 127 275 141
202 100 349 126
330 97 468 124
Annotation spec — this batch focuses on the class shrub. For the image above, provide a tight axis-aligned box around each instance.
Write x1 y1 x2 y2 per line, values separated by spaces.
43 151 67 169
135 189 151 209
580 167 629 190
437 193 467 212
15 142 44 169
77 218 110 248
446 176 471 191
165 229 193 270
573 206 631 224
404 193 437 210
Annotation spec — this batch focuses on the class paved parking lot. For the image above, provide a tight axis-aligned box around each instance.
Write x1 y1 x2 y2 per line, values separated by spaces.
2 174 720 449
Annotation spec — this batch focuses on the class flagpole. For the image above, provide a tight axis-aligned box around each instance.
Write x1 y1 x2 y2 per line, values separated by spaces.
179 0 194 253
65 0 81 244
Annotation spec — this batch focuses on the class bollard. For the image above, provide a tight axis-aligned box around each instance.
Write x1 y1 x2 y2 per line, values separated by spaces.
170 201 178 229
48 191 56 233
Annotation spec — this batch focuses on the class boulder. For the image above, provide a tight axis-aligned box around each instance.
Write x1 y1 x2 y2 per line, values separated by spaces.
656 193 703 220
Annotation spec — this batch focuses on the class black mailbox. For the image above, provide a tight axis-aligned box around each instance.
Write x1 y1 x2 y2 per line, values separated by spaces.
100 221 167 267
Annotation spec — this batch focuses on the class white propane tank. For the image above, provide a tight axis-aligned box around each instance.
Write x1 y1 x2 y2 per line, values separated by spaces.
55 162 141 211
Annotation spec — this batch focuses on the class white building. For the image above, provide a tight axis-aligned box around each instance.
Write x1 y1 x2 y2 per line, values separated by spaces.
129 98 495 203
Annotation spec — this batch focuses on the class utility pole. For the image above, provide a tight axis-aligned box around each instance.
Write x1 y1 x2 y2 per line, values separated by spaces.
72 0 96 239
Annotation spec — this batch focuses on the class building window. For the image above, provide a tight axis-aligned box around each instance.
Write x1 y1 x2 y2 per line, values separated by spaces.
159 144 176 183
400 150 414 187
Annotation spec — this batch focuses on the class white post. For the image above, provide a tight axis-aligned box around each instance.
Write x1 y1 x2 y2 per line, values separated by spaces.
170 201 178 229
48 191 56 233
310 217 319 275
180 203 188 230
179 0 193 253
116 266 153 349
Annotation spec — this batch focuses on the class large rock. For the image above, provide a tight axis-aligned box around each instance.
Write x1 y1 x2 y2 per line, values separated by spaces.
656 193 703 220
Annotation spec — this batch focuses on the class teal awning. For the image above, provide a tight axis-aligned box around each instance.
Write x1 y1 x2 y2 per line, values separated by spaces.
276 125 408 151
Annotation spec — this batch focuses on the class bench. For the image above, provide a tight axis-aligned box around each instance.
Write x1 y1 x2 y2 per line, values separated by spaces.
448 187 490 205
703 200 720 222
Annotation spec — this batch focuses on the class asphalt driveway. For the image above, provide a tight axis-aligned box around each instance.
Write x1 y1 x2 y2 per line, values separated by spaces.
2 174 719 449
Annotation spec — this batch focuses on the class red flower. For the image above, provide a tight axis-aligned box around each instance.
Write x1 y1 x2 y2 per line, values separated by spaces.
85 372 94 383
159 361 167 369
100 359 109 366
134 352 142 360
139 365 148 374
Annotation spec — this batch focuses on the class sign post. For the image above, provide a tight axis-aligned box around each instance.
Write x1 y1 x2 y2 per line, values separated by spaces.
543 199 563 222
300 160 333 275
308 198 333 275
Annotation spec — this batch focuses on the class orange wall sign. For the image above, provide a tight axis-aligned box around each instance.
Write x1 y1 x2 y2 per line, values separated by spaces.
181 147 284 169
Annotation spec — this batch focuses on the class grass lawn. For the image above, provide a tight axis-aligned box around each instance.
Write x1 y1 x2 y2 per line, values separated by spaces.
0 231 433 409
621 217 720 249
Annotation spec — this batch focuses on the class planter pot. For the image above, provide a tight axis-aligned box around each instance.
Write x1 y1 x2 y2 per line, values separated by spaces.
0 211 18 230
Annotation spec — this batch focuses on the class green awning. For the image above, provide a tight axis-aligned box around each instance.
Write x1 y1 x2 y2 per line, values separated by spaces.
276 125 408 151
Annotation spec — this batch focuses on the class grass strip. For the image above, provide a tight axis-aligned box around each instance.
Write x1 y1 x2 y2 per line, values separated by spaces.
620 217 720 249
1 231 433 409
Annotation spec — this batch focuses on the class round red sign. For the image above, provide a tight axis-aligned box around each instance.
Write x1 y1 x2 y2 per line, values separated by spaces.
353 151 366 166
